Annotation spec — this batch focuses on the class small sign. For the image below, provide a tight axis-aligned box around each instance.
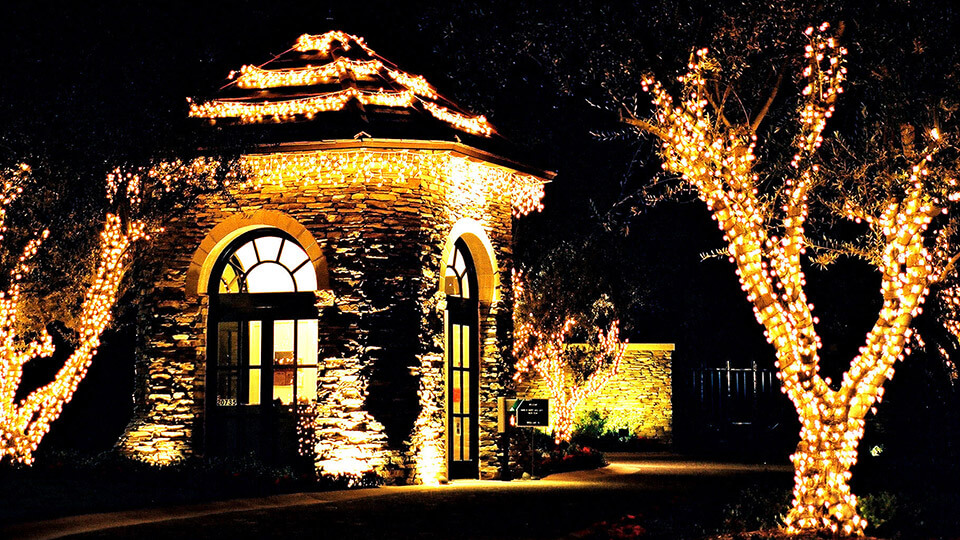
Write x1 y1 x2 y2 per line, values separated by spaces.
514 399 549 427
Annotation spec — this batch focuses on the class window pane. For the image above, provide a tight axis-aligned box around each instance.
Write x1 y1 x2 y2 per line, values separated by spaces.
293 265 318 292
297 367 317 403
255 236 283 262
219 264 240 293
247 368 261 405
461 276 470 299
279 242 309 271
247 263 296 293
234 241 258 270
297 320 318 366
462 417 470 460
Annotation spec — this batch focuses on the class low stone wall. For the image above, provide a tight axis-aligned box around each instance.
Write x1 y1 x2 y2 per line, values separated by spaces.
517 343 674 442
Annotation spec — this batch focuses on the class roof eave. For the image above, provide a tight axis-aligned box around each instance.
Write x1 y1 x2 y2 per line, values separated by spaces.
239 138 555 183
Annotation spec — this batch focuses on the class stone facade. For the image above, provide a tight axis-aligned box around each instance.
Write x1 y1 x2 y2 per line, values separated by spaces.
517 343 674 442
118 142 539 483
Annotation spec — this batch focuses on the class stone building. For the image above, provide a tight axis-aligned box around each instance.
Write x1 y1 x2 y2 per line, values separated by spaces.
118 31 552 484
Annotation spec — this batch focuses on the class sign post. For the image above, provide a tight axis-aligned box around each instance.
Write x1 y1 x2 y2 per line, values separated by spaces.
511 399 549 478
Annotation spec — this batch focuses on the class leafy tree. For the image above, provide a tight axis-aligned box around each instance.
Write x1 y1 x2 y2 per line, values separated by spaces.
626 21 960 535
512 267 627 443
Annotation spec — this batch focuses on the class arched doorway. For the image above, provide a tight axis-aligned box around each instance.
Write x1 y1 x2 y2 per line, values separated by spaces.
445 238 480 478
206 228 320 462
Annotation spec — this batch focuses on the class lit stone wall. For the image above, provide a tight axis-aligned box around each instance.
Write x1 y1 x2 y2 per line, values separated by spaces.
119 146 519 483
516 344 674 442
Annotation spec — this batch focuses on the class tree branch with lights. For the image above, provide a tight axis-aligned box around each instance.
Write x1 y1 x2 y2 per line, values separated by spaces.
512 271 627 443
631 23 959 536
0 164 149 465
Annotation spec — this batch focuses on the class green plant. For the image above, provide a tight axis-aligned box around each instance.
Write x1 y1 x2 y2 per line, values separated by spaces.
722 487 791 533
573 410 608 439
858 491 897 531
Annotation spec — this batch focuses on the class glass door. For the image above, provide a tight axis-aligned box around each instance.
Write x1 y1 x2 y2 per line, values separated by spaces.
445 239 479 479
208 317 318 462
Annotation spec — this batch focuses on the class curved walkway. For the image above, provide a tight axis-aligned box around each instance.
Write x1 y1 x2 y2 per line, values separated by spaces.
5 453 791 540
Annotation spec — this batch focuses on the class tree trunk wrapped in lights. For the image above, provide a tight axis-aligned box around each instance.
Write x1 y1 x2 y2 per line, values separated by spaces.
512 272 627 443
625 24 959 536
0 166 147 465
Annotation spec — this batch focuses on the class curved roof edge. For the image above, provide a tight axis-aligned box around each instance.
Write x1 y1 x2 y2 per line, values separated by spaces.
238 138 555 183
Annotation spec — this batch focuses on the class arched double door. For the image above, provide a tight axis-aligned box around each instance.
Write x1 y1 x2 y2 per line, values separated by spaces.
445 238 479 478
205 229 320 462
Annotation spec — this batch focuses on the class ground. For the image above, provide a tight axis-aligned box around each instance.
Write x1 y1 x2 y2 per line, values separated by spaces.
5 453 792 539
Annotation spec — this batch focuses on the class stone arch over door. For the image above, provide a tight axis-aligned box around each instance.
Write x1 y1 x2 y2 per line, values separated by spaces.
439 219 499 479
439 218 499 308
186 209 329 299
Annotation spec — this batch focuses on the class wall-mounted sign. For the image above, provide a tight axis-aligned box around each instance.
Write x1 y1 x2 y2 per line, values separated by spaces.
514 399 549 427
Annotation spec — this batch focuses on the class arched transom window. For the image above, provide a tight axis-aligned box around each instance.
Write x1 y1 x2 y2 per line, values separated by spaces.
219 233 317 293
444 240 474 300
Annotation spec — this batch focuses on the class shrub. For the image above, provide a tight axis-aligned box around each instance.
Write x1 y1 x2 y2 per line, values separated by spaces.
722 486 791 532
858 491 897 531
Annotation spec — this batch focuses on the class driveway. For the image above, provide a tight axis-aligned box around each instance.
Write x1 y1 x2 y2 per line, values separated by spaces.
6 453 792 540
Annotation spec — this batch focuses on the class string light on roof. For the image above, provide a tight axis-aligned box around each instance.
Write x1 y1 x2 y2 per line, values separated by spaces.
295 31 375 56
189 30 494 137
236 149 544 217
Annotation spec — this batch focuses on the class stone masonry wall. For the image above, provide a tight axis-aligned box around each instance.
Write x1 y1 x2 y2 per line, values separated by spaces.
119 148 518 484
517 344 674 442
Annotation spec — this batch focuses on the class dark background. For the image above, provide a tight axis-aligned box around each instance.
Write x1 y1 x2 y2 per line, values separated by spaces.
1 1 956 473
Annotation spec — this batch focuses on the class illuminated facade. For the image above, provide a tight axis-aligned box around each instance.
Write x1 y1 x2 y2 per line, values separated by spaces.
118 32 551 483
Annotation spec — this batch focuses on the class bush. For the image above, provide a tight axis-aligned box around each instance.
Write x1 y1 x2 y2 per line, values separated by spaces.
858 491 897 531
722 486 791 533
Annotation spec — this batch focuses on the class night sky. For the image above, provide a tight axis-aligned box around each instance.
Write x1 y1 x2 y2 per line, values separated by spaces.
2 1 946 452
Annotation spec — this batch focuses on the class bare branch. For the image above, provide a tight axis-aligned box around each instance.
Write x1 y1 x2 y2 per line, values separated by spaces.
750 70 784 132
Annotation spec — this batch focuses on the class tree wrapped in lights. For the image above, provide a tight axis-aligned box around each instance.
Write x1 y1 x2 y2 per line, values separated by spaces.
512 271 627 442
0 165 147 465
625 24 959 535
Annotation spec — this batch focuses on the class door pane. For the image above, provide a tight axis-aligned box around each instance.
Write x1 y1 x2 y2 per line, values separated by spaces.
217 322 239 406
463 369 470 414
297 320 318 366
459 324 469 369
297 367 317 404
248 368 261 405
452 324 461 368
273 320 295 404
218 322 239 366
453 369 462 414
453 417 461 460
248 321 262 366
462 418 470 460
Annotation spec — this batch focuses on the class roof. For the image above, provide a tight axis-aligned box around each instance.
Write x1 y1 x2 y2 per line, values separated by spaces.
189 31 499 144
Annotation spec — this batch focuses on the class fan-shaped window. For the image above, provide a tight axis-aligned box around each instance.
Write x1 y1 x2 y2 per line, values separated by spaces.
219 233 317 293
444 241 474 300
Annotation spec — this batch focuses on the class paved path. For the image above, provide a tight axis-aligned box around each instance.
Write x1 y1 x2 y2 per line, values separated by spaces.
6 454 791 540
